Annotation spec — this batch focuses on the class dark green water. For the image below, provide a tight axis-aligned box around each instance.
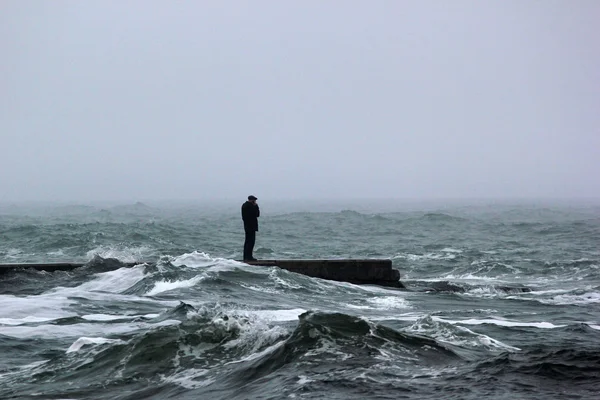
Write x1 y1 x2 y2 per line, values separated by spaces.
1 200 599 399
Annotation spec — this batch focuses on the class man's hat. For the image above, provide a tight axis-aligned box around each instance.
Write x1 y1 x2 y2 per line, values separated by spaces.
248 195 258 200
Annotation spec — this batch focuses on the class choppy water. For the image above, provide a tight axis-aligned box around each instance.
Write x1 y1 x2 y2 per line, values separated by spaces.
1 200 599 399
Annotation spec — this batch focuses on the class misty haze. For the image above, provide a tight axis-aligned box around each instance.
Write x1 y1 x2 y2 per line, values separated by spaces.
2 1 598 203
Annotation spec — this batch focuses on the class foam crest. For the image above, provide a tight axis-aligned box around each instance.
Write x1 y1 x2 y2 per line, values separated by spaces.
145 275 205 296
395 252 458 261
86 245 151 263
406 316 520 352
171 251 242 271
242 308 306 322
49 265 146 296
185 306 294 355
162 368 215 389
438 273 500 282
0 315 59 326
220 314 289 352
66 337 125 353
81 313 158 321
225 341 286 365
441 248 463 253
0 294 76 320
0 319 181 339
4 248 23 258
239 283 281 294
538 291 600 306
367 296 411 310
269 268 302 289
442 317 565 329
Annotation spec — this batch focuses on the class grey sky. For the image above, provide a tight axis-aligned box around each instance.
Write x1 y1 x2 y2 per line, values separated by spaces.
1 1 598 202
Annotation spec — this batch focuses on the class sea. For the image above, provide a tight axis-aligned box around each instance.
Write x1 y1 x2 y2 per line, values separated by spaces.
0 199 598 400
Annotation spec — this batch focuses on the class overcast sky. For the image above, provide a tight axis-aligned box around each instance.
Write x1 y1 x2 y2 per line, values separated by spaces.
1 1 598 202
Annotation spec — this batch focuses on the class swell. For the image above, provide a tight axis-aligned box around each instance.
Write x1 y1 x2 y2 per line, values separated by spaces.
0 306 463 399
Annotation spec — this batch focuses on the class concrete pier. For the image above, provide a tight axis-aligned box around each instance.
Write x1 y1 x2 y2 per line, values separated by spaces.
243 259 402 288
0 262 141 275
0 259 402 288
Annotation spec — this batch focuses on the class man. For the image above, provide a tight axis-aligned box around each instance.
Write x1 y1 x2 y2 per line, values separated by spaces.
241 195 260 261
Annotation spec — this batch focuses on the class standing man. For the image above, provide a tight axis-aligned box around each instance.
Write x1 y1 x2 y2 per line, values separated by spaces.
241 195 260 261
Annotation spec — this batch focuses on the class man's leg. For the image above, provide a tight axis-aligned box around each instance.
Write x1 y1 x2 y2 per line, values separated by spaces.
244 230 256 260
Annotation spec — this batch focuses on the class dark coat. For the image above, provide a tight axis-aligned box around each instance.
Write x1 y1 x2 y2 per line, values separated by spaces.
241 201 260 232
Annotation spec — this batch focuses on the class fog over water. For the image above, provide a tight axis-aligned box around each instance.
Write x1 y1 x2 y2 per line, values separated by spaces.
2 1 599 202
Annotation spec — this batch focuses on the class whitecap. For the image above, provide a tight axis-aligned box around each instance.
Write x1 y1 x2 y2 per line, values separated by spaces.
244 308 306 322
162 368 214 389
441 248 463 253
366 296 411 310
239 284 281 294
81 314 153 322
66 337 125 353
85 245 151 263
0 319 181 339
537 291 600 306
0 294 76 321
49 265 146 296
0 315 61 326
145 275 205 296
440 317 565 329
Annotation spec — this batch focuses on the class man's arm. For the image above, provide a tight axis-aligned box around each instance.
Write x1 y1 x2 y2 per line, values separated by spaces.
256 204 260 218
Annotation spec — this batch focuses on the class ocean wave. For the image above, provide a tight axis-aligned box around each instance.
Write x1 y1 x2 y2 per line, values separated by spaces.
85 245 152 263
405 315 521 353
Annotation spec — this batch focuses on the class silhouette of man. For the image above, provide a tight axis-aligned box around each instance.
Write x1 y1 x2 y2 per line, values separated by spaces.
241 195 260 261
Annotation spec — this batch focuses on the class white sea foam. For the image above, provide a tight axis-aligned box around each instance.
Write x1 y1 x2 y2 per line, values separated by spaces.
370 313 422 322
0 360 49 381
81 313 157 321
346 304 373 310
537 291 600 306
441 317 565 329
269 269 303 290
186 310 290 357
145 275 205 296
0 319 181 339
171 251 239 269
297 375 314 385
396 252 458 261
240 283 281 294
244 308 306 322
441 248 463 253
171 251 213 267
81 314 129 322
438 273 501 282
0 294 76 321
304 336 353 361
49 265 146 296
589 325 600 331
66 337 125 353
0 315 61 326
225 341 286 365
162 368 215 389
86 245 151 263
406 316 521 351
366 296 411 310
4 248 23 258
372 313 564 330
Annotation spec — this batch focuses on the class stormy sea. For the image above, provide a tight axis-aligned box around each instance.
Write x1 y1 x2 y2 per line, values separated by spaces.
0 199 598 400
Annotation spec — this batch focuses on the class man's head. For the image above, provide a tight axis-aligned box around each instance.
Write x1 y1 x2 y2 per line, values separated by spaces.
248 195 258 203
